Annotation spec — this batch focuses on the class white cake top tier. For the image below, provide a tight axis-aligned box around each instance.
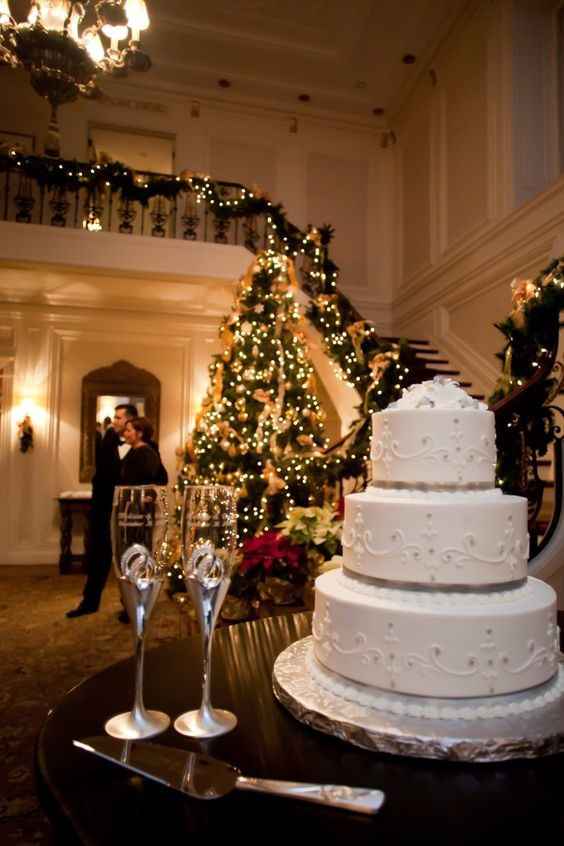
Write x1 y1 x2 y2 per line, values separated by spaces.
371 378 496 487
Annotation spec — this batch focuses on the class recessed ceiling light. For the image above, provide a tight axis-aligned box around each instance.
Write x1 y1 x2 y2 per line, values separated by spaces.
218 78 231 88
402 54 416 64
298 93 310 102
372 107 384 116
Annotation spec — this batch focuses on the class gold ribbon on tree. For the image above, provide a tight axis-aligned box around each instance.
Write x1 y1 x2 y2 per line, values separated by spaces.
346 320 372 362
213 362 224 403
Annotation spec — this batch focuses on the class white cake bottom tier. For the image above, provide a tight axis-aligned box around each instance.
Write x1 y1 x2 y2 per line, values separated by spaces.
313 570 559 698
342 487 528 587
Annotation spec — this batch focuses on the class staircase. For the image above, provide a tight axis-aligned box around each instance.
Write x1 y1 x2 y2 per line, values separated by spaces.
379 336 486 401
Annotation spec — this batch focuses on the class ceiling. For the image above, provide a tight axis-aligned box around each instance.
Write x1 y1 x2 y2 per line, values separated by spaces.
130 0 470 124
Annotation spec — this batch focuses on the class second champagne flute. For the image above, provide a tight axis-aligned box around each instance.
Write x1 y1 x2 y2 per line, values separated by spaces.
174 485 238 739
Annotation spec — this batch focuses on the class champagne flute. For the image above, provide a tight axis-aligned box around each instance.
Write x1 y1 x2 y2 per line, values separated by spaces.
174 485 238 739
105 485 171 740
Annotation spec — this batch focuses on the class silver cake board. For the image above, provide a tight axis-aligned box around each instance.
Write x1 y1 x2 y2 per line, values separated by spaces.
272 637 564 763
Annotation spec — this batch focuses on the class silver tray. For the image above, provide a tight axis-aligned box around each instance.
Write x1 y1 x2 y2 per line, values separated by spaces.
272 637 564 762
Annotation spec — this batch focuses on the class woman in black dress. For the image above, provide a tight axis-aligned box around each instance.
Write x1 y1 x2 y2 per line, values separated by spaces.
120 417 168 485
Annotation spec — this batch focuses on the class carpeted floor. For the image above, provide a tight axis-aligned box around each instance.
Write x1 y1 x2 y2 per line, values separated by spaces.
0 565 185 845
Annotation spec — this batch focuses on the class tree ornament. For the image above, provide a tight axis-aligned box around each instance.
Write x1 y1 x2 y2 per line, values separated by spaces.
220 439 230 451
297 434 314 448
262 460 286 495
252 345 259 357
243 368 255 381
302 408 311 417
236 384 246 394
241 321 253 336
228 445 238 457
253 388 271 403
238 412 249 422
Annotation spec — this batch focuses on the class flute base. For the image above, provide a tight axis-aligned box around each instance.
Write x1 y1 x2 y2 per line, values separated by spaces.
174 707 237 739
105 710 170 740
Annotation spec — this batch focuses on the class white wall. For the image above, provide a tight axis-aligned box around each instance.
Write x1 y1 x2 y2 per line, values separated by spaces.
389 0 564 399
0 297 221 565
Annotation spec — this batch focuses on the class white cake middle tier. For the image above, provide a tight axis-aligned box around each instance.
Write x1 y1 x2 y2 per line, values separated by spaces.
313 569 558 698
342 487 528 588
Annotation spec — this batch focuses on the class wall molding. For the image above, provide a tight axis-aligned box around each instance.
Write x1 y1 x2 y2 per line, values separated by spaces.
394 173 564 327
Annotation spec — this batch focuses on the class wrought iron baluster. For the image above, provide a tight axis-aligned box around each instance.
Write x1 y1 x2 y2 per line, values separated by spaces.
214 215 229 244
181 190 200 240
118 198 137 234
108 190 113 232
73 187 79 227
150 196 167 237
14 173 35 224
243 216 259 252
204 203 208 242
141 203 145 235
49 187 70 227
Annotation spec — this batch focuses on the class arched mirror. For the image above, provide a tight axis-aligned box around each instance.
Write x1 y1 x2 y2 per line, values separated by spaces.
80 360 161 482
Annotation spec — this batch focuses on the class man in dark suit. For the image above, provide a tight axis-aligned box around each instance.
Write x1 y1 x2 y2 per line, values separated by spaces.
66 403 137 618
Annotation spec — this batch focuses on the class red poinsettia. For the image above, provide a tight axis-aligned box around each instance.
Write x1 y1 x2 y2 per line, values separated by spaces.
240 530 303 576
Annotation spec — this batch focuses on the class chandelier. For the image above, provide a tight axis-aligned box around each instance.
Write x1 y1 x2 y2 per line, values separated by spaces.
0 1 152 156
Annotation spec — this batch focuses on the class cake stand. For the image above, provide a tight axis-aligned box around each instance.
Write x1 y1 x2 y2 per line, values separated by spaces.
272 637 564 763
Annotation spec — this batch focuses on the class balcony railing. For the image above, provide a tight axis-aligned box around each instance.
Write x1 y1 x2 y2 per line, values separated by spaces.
0 153 280 251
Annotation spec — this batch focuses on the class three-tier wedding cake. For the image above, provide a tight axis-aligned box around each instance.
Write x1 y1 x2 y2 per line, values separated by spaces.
311 378 562 718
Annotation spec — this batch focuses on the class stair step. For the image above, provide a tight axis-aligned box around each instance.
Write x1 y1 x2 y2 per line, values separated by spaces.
416 358 450 365
380 336 431 346
471 394 485 401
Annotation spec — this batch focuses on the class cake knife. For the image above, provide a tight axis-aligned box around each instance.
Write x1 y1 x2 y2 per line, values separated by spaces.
73 737 385 815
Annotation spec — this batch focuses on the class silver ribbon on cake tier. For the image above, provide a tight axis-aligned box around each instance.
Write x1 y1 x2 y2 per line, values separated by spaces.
341 567 528 594
369 480 495 492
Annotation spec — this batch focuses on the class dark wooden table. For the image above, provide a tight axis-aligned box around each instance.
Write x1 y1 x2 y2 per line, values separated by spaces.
35 612 564 844
57 496 91 574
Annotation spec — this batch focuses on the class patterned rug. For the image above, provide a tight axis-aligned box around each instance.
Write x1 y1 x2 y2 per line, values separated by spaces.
0 565 184 845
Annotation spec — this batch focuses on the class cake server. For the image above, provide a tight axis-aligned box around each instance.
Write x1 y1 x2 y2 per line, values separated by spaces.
73 736 385 814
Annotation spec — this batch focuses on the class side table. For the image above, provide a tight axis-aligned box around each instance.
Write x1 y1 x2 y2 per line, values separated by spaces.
57 494 92 574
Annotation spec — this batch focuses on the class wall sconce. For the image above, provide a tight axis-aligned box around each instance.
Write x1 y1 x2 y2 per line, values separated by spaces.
18 414 34 453
380 130 397 149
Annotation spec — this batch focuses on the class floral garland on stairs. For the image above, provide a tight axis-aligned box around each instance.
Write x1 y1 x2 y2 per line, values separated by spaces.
489 257 564 493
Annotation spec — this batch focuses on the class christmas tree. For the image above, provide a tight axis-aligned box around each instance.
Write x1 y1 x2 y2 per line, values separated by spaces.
175 251 340 607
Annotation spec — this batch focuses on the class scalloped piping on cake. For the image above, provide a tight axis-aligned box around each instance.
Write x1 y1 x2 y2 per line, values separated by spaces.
307 649 564 721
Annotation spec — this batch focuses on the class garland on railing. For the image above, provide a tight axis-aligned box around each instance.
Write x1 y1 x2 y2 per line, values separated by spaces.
488 257 564 491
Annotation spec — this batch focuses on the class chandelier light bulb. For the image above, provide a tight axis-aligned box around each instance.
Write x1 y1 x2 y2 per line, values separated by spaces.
125 0 149 41
68 2 84 41
0 0 11 24
37 0 70 32
83 27 104 62
101 22 128 40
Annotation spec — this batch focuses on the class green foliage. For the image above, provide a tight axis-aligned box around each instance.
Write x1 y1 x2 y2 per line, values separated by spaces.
489 258 564 491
